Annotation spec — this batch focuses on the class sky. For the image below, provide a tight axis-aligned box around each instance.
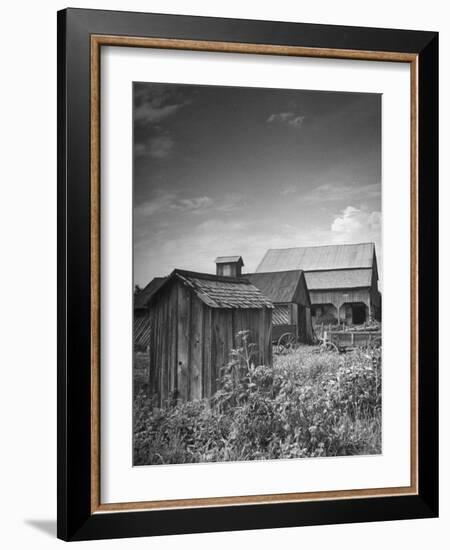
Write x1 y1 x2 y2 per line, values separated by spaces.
133 82 381 286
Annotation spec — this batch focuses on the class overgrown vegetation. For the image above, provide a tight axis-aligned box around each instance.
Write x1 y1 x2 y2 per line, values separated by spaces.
133 332 381 465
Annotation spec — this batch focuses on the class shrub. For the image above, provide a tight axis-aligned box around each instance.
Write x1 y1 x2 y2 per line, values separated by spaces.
133 332 382 464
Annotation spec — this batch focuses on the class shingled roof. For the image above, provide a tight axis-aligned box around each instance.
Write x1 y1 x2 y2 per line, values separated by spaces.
305 269 373 290
257 243 375 272
150 269 273 309
245 270 310 305
134 277 167 309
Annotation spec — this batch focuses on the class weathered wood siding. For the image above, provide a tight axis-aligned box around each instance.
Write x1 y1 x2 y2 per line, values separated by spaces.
190 293 203 400
305 307 314 340
309 288 371 309
208 308 272 397
297 305 307 343
292 273 311 307
308 264 381 323
149 280 272 407
369 270 382 320
149 281 180 407
177 282 189 401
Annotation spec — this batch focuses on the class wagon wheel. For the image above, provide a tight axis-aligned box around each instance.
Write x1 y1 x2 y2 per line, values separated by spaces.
322 341 339 353
277 332 296 354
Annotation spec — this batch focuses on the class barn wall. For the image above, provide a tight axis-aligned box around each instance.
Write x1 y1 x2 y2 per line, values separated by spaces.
149 283 273 406
295 305 315 344
312 303 337 322
168 283 178 400
209 308 273 395
233 308 272 367
310 288 371 309
211 308 234 396
148 293 158 403
149 281 180 408
297 305 306 343
290 303 297 325
264 307 273 366
292 274 311 307
305 307 314 341
369 268 382 321
190 294 204 401
293 305 314 344
177 282 189 402
202 308 212 399
310 288 372 325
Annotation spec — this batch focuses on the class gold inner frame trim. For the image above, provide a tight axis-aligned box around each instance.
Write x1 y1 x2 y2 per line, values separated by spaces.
90 34 419 514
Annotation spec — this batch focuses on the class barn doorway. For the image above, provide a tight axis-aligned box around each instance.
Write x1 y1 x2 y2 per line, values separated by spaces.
352 303 366 325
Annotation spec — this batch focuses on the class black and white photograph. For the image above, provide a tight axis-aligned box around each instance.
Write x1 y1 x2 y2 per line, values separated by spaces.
133 81 382 466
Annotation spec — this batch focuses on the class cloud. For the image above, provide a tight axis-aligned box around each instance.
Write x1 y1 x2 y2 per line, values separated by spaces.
135 192 177 217
137 190 247 221
280 185 297 196
134 212 332 285
135 200 383 285
133 85 194 158
136 191 215 218
289 116 305 128
331 206 381 236
304 182 381 204
330 205 382 277
267 112 305 128
135 135 174 159
149 135 174 158
330 206 382 276
134 86 190 124
171 196 213 212
214 193 245 213
134 102 182 124
134 218 252 282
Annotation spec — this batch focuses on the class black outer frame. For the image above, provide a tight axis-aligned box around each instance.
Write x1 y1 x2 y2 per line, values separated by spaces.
57 8 438 542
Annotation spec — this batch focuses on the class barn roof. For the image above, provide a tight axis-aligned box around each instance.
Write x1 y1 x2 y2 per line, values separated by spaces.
245 270 310 305
305 269 373 290
134 277 167 309
257 242 375 272
151 269 273 309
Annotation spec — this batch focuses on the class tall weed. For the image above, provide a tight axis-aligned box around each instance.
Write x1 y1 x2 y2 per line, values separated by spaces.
134 332 381 465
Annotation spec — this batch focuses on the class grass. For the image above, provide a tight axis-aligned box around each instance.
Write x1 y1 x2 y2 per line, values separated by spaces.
133 352 149 396
133 336 381 465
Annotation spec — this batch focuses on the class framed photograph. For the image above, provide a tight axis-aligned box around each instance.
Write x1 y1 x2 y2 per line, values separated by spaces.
57 8 438 541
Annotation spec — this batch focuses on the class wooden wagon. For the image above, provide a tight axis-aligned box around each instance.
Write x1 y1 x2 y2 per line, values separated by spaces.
322 329 381 352
272 323 299 353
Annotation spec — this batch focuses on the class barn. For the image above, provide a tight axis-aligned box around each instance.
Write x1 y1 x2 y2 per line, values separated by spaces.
245 270 314 343
147 268 273 407
256 242 381 326
134 277 166 351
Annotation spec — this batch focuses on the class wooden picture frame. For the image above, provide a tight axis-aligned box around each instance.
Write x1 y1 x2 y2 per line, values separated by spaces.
57 8 438 541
